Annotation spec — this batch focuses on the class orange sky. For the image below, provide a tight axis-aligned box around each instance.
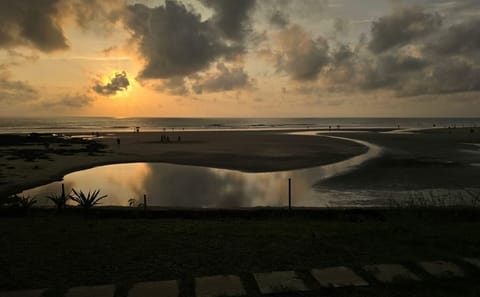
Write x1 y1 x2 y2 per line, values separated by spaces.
0 0 479 117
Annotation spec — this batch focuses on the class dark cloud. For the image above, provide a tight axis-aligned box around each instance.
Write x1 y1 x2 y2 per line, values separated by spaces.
92 71 130 96
199 0 256 41
0 72 38 102
0 0 127 53
193 63 253 93
361 54 429 90
368 7 442 53
275 25 330 81
270 10 289 28
427 19 480 55
126 1 242 79
397 59 480 97
156 77 189 96
0 0 68 52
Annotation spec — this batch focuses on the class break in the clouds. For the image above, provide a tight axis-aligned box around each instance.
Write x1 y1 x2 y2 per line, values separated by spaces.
92 71 130 96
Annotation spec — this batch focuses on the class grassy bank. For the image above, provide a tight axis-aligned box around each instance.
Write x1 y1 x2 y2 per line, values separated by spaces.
0 208 479 296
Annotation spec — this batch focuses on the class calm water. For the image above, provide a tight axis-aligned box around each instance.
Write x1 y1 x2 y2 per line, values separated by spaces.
1 117 479 133
21 136 384 208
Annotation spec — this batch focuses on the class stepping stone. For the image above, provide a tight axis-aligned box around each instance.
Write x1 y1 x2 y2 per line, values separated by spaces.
364 264 421 283
253 271 309 294
418 261 464 278
128 280 178 297
463 257 480 268
0 289 45 297
312 266 368 288
66 285 115 297
195 275 246 297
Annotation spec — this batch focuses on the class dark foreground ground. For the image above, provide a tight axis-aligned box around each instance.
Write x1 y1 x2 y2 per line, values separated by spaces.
0 208 479 297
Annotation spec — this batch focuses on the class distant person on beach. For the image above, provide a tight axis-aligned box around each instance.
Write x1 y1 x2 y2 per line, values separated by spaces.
178 136 181 142
116 138 120 145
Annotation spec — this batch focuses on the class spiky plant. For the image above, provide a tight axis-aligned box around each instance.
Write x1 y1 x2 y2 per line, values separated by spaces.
70 188 107 209
46 192 70 209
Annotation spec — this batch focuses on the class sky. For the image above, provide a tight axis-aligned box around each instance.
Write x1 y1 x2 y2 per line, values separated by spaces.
0 0 479 117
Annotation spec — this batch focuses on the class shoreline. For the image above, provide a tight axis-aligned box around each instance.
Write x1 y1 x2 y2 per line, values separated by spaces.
0 130 368 197
2 127 480 199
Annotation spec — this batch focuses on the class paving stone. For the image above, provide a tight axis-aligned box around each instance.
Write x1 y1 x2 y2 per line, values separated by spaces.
66 285 115 297
128 280 178 297
0 289 45 297
195 275 246 297
364 264 421 283
253 271 309 294
312 266 368 288
418 261 464 278
463 257 480 269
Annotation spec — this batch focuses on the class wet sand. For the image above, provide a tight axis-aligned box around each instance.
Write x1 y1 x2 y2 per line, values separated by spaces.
0 130 366 196
319 128 480 190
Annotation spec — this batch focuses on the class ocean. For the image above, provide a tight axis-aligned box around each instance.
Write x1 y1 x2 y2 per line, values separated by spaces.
0 117 479 133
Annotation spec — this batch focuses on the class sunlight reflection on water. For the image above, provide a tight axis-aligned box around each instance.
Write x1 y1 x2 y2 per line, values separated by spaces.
20 133 387 208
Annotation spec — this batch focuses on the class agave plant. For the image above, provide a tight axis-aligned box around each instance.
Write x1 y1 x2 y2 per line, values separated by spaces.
70 188 107 209
46 192 70 209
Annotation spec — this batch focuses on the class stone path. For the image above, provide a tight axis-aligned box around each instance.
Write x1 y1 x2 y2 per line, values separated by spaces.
195 275 246 297
128 280 178 297
418 261 464 278
254 271 308 294
312 266 368 288
364 264 421 283
1 257 478 297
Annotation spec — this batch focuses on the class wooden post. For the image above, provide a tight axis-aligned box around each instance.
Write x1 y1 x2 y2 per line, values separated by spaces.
288 178 291 210
61 183 65 208
143 194 147 212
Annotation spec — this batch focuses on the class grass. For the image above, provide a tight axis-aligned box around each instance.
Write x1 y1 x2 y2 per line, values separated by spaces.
0 209 479 296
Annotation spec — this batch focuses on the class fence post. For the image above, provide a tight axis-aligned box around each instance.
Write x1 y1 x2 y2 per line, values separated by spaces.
61 183 65 208
288 178 291 210
143 194 147 212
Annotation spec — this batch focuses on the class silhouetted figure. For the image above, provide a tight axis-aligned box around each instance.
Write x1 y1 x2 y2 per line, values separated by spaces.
135 126 140 133
116 138 120 145
470 128 475 134
178 136 181 142
328 125 331 131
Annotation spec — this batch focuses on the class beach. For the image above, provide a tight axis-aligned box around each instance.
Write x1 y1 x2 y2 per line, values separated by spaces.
1 128 480 198
0 130 367 197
